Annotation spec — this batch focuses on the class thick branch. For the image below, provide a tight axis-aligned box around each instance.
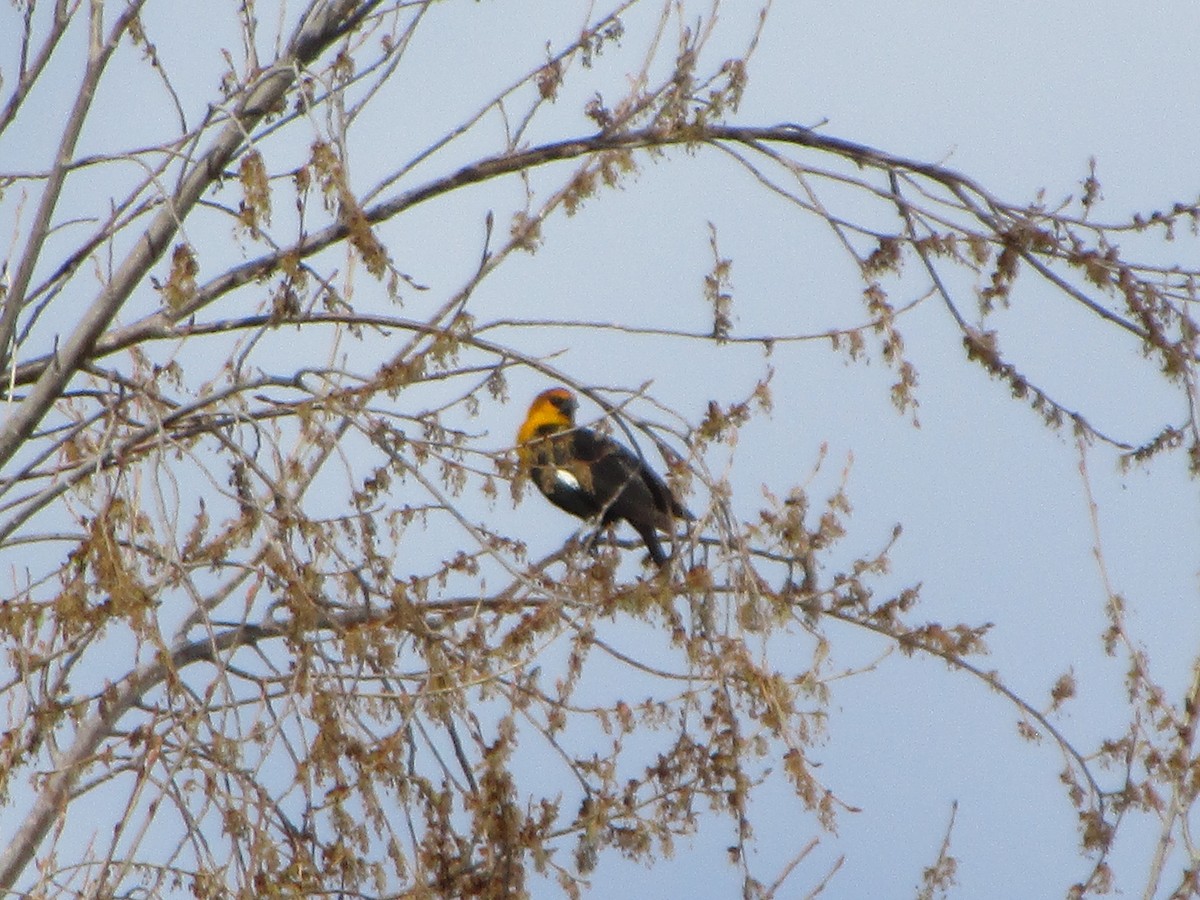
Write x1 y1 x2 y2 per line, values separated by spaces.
3 122 1157 395
0 623 275 892
0 0 381 473
0 1 146 378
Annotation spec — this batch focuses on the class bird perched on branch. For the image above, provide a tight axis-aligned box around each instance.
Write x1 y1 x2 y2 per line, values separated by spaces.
516 387 689 567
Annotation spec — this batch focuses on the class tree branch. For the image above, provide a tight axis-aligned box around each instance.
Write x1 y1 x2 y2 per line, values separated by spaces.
0 0 382 472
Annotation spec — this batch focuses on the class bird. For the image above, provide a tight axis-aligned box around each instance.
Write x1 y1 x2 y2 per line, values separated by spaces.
516 387 689 567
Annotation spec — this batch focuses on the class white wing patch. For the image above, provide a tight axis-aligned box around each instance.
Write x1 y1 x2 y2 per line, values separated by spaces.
552 468 581 492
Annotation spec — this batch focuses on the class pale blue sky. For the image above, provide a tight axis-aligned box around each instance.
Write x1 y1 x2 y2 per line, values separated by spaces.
480 4 1200 896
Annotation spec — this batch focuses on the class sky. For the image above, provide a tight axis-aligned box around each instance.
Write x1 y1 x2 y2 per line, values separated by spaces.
443 3 1200 896
2 1 1199 897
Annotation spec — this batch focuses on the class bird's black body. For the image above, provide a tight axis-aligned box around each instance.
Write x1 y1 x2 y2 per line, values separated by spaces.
518 389 688 566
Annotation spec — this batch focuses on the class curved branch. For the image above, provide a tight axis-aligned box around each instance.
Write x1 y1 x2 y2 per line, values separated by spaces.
0 0 385 472
0 622 275 892
0 1 148 376
5 121 1175 403
822 606 1106 811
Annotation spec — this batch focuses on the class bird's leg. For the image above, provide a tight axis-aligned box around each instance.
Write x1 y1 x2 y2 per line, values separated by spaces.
579 525 606 556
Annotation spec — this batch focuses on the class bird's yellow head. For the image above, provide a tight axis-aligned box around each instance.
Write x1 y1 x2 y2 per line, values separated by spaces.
517 387 578 448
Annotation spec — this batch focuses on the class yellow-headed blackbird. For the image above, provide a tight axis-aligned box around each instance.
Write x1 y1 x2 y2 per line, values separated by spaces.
517 387 689 567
